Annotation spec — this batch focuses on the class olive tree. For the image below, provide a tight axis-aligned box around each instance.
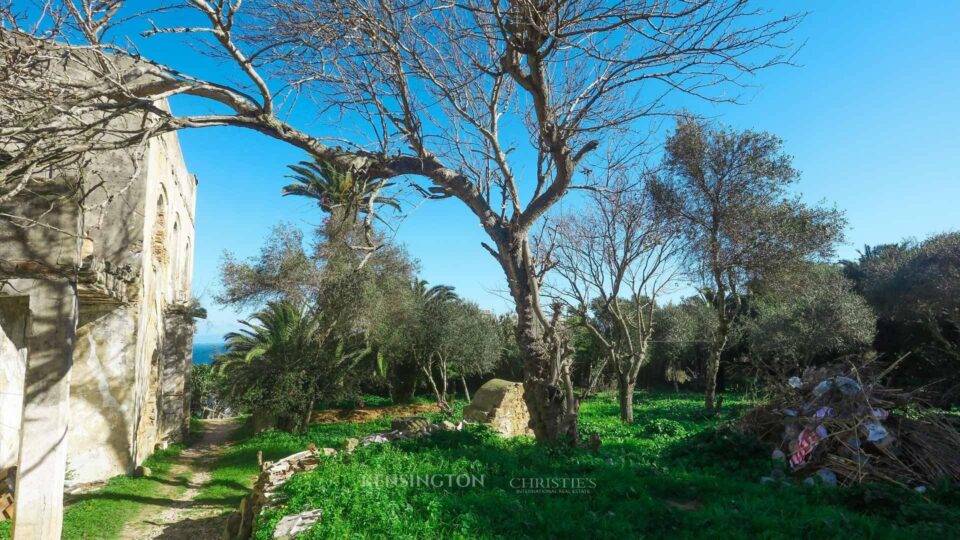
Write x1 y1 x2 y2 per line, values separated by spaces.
550 174 682 423
742 264 875 374
651 118 846 411
420 300 501 404
844 233 960 401
2 0 803 440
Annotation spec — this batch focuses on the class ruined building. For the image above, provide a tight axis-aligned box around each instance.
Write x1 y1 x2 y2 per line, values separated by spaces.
0 120 198 536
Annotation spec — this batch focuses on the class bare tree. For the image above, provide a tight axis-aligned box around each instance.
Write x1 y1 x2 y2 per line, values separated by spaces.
651 117 846 411
550 172 681 423
2 0 802 441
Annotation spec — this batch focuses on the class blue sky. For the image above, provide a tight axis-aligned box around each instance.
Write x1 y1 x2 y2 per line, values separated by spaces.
122 2 959 343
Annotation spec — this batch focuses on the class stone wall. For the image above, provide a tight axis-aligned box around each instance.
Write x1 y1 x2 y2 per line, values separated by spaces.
0 106 198 535
67 303 139 485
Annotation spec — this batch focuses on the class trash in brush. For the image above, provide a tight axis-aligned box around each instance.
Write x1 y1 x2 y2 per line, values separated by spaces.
736 358 960 489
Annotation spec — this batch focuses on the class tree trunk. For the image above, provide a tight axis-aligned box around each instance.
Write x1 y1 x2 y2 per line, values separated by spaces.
461 375 471 402
704 326 728 411
493 226 580 442
300 399 315 433
389 358 419 403
704 349 719 410
617 375 635 424
422 364 443 404
439 358 448 403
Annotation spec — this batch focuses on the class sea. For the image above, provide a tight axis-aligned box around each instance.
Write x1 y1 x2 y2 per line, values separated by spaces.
192 343 225 365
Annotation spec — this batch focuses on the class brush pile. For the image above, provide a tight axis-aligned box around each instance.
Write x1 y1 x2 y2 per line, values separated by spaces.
737 363 960 488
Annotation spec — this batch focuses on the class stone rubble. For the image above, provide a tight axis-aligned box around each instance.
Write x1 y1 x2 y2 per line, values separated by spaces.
272 508 323 539
222 445 336 540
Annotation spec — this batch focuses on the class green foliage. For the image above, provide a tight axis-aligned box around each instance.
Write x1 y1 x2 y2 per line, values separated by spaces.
843 233 960 401
282 159 400 217
190 363 217 416
217 223 322 309
742 263 876 372
653 117 847 288
372 279 500 403
238 393 959 539
493 314 524 381
650 298 717 386
638 418 688 438
216 302 371 431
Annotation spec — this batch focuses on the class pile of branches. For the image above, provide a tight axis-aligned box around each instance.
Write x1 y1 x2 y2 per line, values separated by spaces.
737 361 960 488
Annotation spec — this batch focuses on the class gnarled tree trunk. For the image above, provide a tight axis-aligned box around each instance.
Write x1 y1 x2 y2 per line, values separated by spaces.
497 230 579 443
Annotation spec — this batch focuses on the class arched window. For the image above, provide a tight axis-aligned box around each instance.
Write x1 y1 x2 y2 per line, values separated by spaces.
183 238 192 294
152 190 167 265
171 215 181 298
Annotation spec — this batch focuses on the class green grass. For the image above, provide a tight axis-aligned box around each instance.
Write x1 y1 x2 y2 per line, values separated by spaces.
238 392 960 540
0 444 188 540
195 397 465 513
194 416 396 512
3 393 957 539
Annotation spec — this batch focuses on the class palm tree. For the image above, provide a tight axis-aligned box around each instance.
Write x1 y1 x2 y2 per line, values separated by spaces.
216 301 370 432
411 279 458 306
282 159 400 226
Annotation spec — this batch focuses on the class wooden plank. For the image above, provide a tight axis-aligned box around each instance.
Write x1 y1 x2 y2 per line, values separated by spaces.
0 493 14 521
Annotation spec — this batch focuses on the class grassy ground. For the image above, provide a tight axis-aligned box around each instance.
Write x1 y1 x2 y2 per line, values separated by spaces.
235 392 960 540
0 444 187 540
3 393 958 539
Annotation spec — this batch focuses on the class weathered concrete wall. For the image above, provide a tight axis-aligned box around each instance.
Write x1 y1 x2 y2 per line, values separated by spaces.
67 304 138 485
0 42 198 535
463 379 534 437
0 297 28 471
62 126 198 481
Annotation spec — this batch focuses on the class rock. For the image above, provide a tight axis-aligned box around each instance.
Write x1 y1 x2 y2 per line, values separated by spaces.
462 379 534 438
914 485 927 494
771 449 786 461
343 438 359 453
133 466 151 477
760 476 775 484
280 451 312 464
273 508 323 539
359 434 390 445
770 468 785 480
439 420 456 431
391 416 430 432
802 477 816 487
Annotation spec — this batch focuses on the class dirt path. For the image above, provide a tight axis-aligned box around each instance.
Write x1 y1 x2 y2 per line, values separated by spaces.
118 418 241 540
